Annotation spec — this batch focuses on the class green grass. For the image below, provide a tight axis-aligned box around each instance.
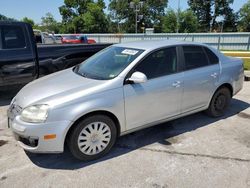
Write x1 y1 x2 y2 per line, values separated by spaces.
244 59 250 70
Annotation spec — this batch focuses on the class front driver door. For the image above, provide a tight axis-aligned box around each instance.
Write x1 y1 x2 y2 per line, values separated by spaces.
123 47 184 131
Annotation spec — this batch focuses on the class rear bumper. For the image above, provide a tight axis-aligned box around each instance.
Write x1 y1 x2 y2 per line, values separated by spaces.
9 116 72 153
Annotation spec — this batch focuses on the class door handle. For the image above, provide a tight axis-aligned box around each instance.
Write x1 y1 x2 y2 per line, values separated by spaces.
211 73 218 78
172 81 181 87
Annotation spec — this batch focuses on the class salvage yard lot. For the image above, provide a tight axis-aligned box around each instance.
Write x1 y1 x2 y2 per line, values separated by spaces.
0 83 250 188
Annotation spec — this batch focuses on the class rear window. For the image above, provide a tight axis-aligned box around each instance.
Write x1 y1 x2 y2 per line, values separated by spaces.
204 47 219 64
1 25 26 49
183 46 209 70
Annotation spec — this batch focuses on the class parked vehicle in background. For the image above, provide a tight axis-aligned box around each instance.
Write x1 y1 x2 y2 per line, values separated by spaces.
87 38 96 44
53 35 62 44
33 30 55 44
61 34 96 44
0 21 112 88
8 40 244 161
61 35 82 44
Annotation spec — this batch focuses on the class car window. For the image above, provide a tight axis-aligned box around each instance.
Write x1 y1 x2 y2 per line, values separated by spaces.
204 47 219 64
75 46 144 80
134 47 177 79
183 46 209 70
2 26 26 49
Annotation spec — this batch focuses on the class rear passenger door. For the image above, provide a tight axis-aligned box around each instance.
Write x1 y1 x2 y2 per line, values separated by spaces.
181 45 220 112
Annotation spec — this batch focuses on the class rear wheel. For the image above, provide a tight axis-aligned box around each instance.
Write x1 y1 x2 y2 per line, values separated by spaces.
206 87 231 117
67 115 117 161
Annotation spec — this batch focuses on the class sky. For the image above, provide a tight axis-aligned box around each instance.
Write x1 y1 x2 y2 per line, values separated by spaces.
0 0 248 23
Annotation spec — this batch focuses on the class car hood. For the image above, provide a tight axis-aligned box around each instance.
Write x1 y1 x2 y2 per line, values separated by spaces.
15 68 114 108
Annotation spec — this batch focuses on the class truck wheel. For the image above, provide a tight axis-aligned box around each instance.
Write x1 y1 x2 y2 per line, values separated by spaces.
206 87 231 117
67 115 117 161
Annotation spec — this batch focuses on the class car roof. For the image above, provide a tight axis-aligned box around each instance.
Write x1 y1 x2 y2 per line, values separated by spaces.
113 39 208 51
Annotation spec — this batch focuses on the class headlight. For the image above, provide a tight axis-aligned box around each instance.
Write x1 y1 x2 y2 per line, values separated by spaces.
20 105 49 123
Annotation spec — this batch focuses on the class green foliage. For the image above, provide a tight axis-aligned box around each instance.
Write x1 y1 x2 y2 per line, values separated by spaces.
22 17 35 27
162 9 198 33
82 3 109 32
162 9 177 33
213 0 237 32
59 0 109 33
238 0 250 32
2 0 250 34
188 0 237 32
222 7 238 32
0 14 7 21
0 14 16 21
41 13 60 33
188 0 211 32
109 0 168 33
179 10 199 33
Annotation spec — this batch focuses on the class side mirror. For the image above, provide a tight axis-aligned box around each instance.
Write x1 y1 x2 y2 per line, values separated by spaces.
128 72 147 84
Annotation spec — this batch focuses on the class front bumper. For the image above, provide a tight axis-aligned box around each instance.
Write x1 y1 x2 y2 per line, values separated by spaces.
8 116 72 153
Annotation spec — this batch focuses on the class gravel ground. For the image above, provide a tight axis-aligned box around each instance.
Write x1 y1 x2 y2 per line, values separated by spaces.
0 82 250 188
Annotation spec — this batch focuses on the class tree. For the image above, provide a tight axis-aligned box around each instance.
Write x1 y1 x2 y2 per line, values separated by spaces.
0 14 16 21
81 2 109 33
188 0 236 32
40 13 60 33
22 17 35 27
162 9 199 33
59 0 109 33
222 8 238 32
188 0 212 32
162 9 177 33
179 10 199 33
109 0 168 33
238 0 250 32
212 0 237 32
0 14 8 21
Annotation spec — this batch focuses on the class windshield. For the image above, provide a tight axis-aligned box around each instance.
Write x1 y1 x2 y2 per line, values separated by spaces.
74 46 144 80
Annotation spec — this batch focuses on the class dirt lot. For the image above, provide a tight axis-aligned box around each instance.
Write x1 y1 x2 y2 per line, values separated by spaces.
0 83 250 188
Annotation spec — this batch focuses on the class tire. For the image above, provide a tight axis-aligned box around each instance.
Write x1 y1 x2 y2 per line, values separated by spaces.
67 115 117 161
206 87 231 117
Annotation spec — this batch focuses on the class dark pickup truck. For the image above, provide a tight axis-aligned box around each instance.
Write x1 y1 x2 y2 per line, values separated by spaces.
0 21 111 88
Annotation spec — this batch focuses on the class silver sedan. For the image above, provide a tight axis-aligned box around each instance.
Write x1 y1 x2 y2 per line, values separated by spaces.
8 40 244 161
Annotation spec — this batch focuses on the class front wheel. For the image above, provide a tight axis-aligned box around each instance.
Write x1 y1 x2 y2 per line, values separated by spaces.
206 87 231 117
67 115 117 161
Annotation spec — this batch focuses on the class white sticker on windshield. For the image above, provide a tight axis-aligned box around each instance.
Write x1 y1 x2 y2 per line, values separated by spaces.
122 49 139 55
